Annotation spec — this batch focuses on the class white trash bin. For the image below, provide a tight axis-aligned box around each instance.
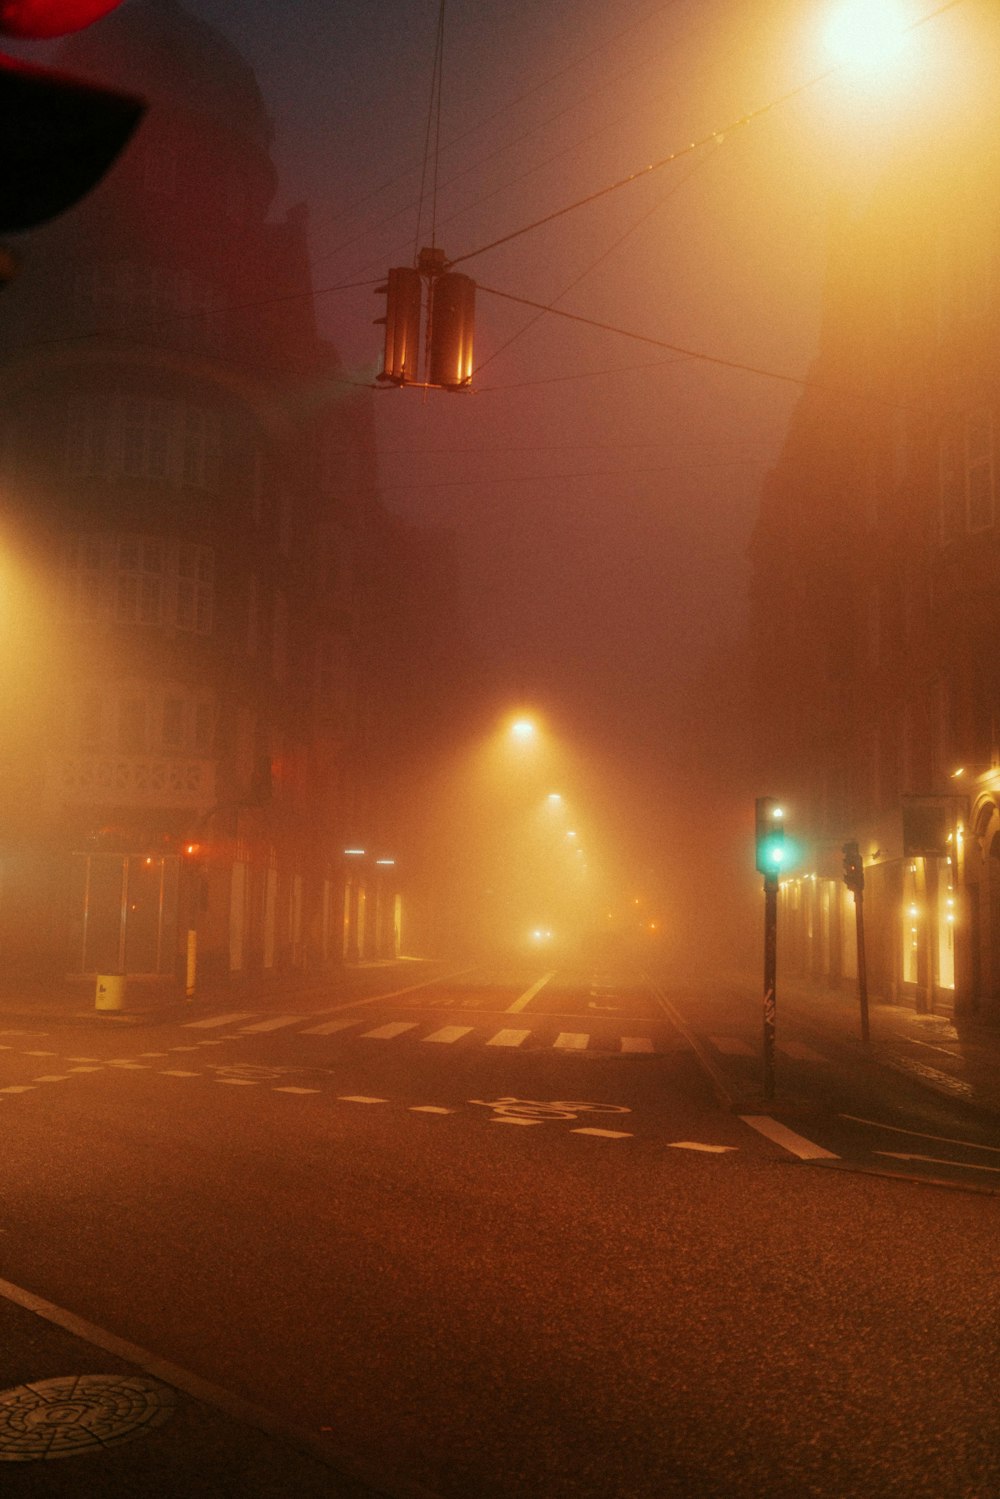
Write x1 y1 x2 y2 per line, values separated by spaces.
95 973 127 1012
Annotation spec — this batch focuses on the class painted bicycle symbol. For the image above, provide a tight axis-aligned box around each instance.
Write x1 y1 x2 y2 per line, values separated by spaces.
468 1096 631 1123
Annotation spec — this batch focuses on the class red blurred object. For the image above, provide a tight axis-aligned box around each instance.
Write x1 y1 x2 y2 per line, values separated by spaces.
0 0 124 38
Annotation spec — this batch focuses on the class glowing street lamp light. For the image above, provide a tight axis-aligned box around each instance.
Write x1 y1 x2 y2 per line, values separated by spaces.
822 0 909 73
510 718 536 741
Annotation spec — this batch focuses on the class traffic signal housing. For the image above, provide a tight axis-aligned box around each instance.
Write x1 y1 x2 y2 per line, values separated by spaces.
755 797 787 879
842 840 864 894
428 271 475 390
375 267 422 386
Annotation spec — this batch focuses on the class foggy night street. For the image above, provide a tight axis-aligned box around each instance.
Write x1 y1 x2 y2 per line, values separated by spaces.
2 0 1000 1494
1 964 1000 1498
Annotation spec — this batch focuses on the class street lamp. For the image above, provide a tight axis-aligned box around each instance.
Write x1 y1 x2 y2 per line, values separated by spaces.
822 0 909 72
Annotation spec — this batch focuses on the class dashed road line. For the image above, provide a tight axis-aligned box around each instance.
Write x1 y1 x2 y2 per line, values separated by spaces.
239 1016 311 1034
361 1022 418 1040
505 972 556 1014
553 1032 588 1050
423 1026 473 1044
182 1012 258 1030
486 1029 531 1048
571 1127 632 1138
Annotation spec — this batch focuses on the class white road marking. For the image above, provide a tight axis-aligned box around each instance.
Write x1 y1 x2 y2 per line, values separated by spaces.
506 972 556 1014
66 1057 103 1063
66 1066 104 1074
739 1115 839 1160
621 1037 654 1053
161 1070 199 1077
215 1078 258 1086
710 1035 755 1056
571 1128 632 1138
138 1052 170 1058
300 1018 363 1035
874 1151 1000 1175
486 1029 531 1048
839 1114 1000 1154
239 1016 310 1033
423 1026 474 1044
490 1116 542 1126
781 1041 829 1062
409 1105 455 1114
24 1051 57 1058
0 1085 34 1094
338 1095 388 1104
32 1075 70 1083
668 1141 738 1153
106 1061 149 1069
553 1032 588 1050
183 1012 258 1030
361 1022 418 1040
273 1087 321 1095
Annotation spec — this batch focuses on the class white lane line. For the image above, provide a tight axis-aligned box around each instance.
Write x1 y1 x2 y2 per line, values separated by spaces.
338 1095 388 1104
486 1029 531 1048
874 1151 1000 1175
273 1087 321 1095
621 1037 654 1053
710 1035 755 1056
839 1114 1000 1154
300 1018 364 1036
506 971 556 1014
239 1016 310 1033
138 1052 170 1058
554 1032 589 1051
24 1051 57 1058
409 1105 455 1114
571 1128 632 1138
161 1070 199 1077
361 1022 418 1040
106 1061 149 1069
32 1075 71 1083
740 1115 839 1160
67 1066 104 1074
423 1026 474 1044
781 1041 829 1062
0 1085 35 1094
668 1141 738 1153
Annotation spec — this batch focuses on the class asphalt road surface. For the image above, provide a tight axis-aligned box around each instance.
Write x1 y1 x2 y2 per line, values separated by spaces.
1 962 998 1497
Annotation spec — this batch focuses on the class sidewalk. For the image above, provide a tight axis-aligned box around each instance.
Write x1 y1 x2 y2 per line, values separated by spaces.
781 977 1000 1121
0 957 446 1028
0 1280 434 1497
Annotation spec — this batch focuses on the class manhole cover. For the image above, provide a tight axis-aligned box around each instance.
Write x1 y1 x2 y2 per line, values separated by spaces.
0 1375 176 1462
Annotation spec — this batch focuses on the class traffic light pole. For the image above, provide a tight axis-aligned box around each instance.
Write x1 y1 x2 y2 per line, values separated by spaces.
853 888 870 1045
762 872 778 1101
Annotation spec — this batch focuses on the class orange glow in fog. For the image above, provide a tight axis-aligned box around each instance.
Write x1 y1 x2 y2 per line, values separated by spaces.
823 0 910 73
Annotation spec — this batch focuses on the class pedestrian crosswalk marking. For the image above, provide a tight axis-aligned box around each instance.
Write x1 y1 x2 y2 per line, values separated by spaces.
571 1128 632 1139
554 1032 588 1050
423 1025 474 1044
300 1018 363 1035
620 1037 654 1053
183 1012 258 1030
239 1016 311 1033
486 1029 531 1048
361 1022 419 1040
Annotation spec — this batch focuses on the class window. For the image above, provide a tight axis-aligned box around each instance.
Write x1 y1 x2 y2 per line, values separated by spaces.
938 409 996 539
63 534 214 635
67 685 216 756
966 408 995 532
116 537 163 624
64 394 221 489
176 545 213 633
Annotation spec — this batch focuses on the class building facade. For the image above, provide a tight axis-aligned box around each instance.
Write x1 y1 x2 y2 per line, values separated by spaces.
748 106 1000 1021
0 1 461 995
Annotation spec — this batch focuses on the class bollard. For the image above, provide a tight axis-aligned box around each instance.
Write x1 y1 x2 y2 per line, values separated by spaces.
95 973 126 1012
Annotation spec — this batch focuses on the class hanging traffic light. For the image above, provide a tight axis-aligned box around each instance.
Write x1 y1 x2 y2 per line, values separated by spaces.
842 840 864 894
374 254 475 391
374 267 422 386
428 271 475 390
755 797 787 879
0 0 143 234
